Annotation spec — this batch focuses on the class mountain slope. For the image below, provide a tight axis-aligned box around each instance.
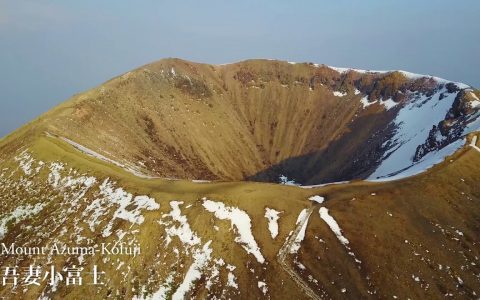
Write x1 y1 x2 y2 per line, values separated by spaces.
0 58 479 299
0 129 479 299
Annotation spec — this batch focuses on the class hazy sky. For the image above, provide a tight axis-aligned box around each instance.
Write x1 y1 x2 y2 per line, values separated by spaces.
1 0 479 137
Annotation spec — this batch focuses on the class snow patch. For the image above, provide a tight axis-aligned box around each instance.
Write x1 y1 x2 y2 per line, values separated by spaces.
192 179 211 183
0 203 46 239
361 97 397 110
328 66 387 75
48 162 64 188
308 195 325 204
159 201 201 248
264 208 281 239
279 175 299 186
470 135 480 153
470 100 480 109
257 281 268 295
56 135 157 179
227 272 238 289
333 91 347 97
84 179 159 237
470 92 480 101
379 98 398 110
14 150 35 176
202 199 265 263
360 96 377 108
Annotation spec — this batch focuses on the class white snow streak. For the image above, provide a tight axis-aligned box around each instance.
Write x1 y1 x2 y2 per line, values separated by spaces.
172 241 213 300
300 181 349 189
319 207 349 245
290 209 311 254
202 199 265 263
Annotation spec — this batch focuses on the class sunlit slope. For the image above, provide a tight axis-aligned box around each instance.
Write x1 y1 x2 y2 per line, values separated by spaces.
0 132 478 299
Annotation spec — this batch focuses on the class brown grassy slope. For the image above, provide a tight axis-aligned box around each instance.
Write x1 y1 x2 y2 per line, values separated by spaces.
0 133 479 299
295 137 480 299
0 134 316 300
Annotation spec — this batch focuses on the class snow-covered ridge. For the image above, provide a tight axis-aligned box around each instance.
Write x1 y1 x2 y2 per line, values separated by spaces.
217 59 470 90
325 66 470 90
285 60 471 90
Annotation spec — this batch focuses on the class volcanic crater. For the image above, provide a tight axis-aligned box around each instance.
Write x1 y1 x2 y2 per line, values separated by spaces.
15 58 480 185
